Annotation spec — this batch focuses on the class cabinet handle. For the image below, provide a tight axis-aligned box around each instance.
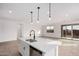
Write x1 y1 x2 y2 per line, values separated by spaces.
23 47 25 50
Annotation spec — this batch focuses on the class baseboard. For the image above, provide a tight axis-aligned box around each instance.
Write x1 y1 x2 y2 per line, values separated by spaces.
0 40 17 43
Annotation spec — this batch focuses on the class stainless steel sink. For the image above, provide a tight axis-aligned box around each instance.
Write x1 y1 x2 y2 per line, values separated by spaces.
26 39 37 42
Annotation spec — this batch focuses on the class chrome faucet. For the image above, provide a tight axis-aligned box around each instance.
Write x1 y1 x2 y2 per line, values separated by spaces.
30 30 35 40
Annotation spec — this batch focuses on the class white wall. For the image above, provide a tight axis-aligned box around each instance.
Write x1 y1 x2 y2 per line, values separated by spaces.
0 19 19 42
0 18 42 42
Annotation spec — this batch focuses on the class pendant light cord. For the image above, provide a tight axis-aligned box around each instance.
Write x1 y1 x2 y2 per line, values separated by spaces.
49 3 51 18
37 7 40 21
30 11 33 23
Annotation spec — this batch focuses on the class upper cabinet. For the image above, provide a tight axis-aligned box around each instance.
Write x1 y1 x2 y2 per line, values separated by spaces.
61 24 79 38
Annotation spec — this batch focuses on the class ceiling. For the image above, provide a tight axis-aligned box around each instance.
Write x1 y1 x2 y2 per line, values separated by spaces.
0 3 79 25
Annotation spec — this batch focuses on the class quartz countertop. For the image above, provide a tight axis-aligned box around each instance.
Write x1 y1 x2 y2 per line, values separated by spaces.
18 37 61 56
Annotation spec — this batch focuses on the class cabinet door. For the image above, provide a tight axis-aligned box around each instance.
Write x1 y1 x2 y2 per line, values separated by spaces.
23 41 30 56
18 39 30 56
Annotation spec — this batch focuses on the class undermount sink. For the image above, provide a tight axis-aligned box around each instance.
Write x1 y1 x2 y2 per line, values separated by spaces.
26 39 37 42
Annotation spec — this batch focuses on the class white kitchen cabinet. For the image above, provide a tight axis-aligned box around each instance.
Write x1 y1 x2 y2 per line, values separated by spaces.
18 39 30 56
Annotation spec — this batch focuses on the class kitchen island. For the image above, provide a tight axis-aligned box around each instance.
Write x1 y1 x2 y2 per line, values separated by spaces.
18 37 61 56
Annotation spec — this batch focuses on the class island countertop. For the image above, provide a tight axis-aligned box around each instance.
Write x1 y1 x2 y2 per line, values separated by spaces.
18 37 61 56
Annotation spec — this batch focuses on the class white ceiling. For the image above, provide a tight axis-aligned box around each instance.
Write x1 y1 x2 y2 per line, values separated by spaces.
0 3 79 24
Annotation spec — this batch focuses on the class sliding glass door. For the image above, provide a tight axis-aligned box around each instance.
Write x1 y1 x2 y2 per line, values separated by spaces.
61 24 79 39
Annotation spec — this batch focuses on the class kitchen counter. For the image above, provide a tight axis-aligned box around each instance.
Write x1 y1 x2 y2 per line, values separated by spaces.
18 37 61 56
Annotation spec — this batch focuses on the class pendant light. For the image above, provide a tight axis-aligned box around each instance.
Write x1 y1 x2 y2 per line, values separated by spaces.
37 6 40 23
30 11 33 24
49 3 51 21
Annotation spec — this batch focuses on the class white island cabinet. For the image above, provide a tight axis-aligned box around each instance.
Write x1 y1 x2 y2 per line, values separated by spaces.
18 39 30 56
18 37 60 56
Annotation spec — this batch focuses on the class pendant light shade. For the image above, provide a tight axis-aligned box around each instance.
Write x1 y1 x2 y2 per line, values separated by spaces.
49 3 51 21
37 6 40 23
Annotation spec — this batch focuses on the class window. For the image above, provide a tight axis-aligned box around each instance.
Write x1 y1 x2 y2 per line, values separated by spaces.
66 26 72 37
61 24 79 38
46 26 54 33
62 25 72 37
73 25 79 38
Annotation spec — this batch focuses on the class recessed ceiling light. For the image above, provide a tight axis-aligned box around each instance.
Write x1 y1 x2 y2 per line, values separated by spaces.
9 10 12 14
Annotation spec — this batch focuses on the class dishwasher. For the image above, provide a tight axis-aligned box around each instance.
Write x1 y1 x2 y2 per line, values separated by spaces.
30 46 42 56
